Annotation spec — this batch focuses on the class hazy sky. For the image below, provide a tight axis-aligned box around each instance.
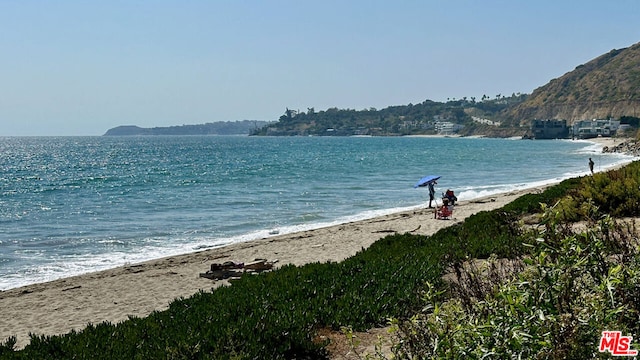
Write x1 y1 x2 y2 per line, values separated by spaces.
1 1 638 136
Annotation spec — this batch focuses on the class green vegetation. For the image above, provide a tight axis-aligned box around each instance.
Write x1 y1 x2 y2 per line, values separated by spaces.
391 212 640 359
1 162 639 359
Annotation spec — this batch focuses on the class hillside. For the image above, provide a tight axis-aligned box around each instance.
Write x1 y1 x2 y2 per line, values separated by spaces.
251 96 527 137
505 41 640 125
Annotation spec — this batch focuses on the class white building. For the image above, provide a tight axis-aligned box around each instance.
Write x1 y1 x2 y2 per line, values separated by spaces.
572 119 620 139
435 121 464 135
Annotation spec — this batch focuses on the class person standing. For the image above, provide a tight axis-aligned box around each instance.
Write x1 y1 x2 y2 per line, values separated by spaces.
589 158 595 175
428 181 436 208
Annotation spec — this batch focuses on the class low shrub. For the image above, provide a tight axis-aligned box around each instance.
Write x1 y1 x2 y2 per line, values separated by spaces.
502 177 583 215
577 161 640 217
425 207 527 279
388 195 640 359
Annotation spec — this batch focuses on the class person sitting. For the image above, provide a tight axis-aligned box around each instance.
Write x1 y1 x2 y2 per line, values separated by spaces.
435 198 453 220
443 189 458 206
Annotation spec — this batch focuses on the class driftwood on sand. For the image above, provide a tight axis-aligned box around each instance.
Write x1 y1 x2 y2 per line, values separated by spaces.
199 259 278 280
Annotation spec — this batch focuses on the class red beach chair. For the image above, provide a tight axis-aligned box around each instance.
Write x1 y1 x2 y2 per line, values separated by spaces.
434 199 453 220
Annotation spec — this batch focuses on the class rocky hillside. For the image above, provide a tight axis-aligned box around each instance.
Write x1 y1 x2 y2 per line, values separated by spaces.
506 42 640 125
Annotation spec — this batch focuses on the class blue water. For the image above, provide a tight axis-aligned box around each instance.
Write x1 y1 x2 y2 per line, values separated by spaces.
0 136 634 290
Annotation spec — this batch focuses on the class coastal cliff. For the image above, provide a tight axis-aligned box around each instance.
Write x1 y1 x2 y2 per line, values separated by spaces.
505 42 640 124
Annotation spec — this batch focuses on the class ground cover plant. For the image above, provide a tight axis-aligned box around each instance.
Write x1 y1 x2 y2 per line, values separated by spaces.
0 162 635 359
560 161 640 219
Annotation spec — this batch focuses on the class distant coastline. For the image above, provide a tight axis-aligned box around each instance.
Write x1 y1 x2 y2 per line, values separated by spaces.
103 120 272 136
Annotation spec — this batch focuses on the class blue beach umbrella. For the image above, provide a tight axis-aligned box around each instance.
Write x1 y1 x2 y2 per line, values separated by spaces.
413 175 441 188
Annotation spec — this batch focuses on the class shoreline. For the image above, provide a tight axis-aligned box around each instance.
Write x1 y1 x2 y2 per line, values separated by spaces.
1 136 635 349
0 186 545 349
2 136 628 292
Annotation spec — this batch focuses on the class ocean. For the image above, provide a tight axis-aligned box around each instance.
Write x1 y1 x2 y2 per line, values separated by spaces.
0 136 634 290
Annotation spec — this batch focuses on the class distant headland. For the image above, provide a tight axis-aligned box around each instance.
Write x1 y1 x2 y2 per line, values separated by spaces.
103 120 272 136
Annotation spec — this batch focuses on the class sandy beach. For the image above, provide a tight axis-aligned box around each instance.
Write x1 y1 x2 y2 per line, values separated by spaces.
0 187 543 349
0 136 631 350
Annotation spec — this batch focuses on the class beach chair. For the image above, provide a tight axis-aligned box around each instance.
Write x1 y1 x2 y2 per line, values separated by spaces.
435 205 453 220
443 189 457 206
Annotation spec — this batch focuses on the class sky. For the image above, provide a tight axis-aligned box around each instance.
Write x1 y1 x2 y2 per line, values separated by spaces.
0 1 639 136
